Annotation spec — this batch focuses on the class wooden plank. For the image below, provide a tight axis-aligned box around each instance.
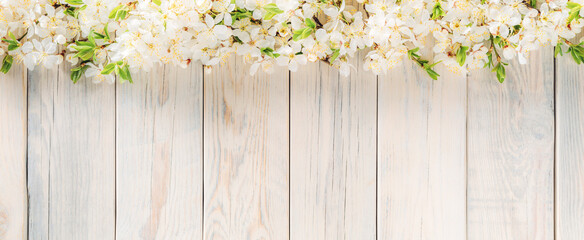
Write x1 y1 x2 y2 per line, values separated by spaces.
27 64 116 240
203 57 289 239
289 58 377 239
467 49 554 239
27 67 55 240
377 61 467 239
115 65 203 239
0 65 27 240
426 68 467 238
556 49 584 239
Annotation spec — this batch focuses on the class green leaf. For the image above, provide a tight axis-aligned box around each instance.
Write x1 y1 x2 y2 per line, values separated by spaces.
293 27 312 41
75 40 96 47
493 63 506 83
555 43 563 57
577 48 584 63
329 48 340 62
2 32 20 51
108 5 129 21
2 39 18 45
65 0 84 5
568 9 580 23
70 65 89 83
572 45 584 64
1 55 13 74
8 32 16 41
567 3 583 23
72 45 94 51
64 7 77 18
426 68 440 80
302 28 313 39
567 2 580 9
232 36 243 43
493 36 501 45
104 23 111 41
87 30 97 45
456 46 469 66
3 39 20 51
431 2 444 20
109 5 123 19
232 10 252 21
75 49 95 61
264 12 277 20
91 31 106 40
407 47 420 59
570 47 582 64
118 64 133 83
263 3 283 20
153 0 161 6
64 5 85 18
7 43 19 51
530 0 536 7
263 3 283 12
305 18 316 29
72 40 97 61
261 47 280 58
292 29 303 41
485 51 493 68
116 9 128 20
101 63 116 75
427 60 442 68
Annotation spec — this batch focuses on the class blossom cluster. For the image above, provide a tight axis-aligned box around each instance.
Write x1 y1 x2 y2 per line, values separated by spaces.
1 0 584 83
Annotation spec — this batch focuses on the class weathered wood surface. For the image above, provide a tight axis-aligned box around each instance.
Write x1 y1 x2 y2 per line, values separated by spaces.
0 65 27 240
425 68 467 239
290 58 377 239
3 47 583 240
467 48 555 239
115 65 203 239
203 57 289 240
377 61 467 239
556 53 584 239
27 64 116 240
27 67 52 240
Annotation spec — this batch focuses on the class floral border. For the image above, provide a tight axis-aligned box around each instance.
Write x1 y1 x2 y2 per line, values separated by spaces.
1 0 582 83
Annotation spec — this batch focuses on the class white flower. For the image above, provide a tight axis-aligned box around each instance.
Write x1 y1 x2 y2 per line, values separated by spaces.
214 25 233 41
275 45 307 71
54 35 66 44
503 46 516 60
20 42 39 70
195 0 213 13
85 63 115 84
65 53 79 65
20 38 62 70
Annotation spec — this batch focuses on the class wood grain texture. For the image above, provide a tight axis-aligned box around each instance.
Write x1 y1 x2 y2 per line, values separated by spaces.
290 59 377 240
467 48 554 239
27 67 55 240
203 57 289 240
426 67 467 239
0 65 27 240
556 52 584 239
27 64 116 240
377 60 466 239
116 65 203 240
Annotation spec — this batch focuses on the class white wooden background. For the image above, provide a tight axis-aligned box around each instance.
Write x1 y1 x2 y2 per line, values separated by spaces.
1 47 584 240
